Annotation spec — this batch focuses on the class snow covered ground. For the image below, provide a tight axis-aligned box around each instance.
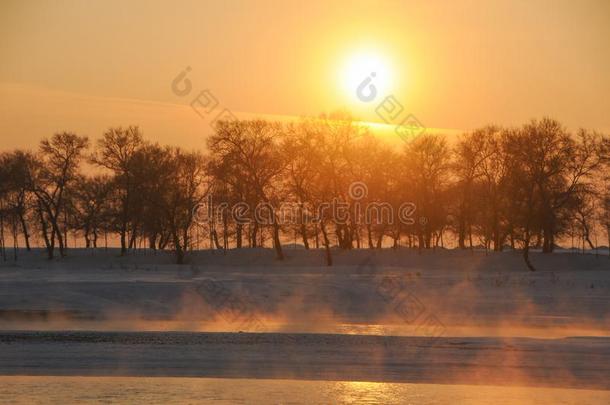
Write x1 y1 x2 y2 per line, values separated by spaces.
1 248 608 337
0 248 609 392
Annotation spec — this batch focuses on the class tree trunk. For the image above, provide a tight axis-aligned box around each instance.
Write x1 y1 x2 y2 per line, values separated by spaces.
376 229 383 249
251 222 258 247
129 226 138 250
522 184 537 268
175 244 184 264
211 228 222 250
336 225 345 249
492 216 501 251
47 212 64 257
12 224 18 261
0 212 5 261
581 220 595 251
37 206 53 259
272 222 284 260
458 216 466 249
418 232 425 251
120 228 127 255
149 234 157 250
367 224 374 249
320 221 332 266
300 222 309 249
222 214 228 250
522 225 536 271
18 211 30 251
236 223 243 248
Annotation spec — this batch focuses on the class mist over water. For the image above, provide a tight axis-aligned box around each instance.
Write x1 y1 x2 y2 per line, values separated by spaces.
2 249 608 340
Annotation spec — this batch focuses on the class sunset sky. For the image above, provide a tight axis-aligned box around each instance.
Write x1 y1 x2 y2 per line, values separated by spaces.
1 0 609 149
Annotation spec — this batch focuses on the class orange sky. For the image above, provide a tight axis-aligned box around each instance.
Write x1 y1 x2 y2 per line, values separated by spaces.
1 0 609 150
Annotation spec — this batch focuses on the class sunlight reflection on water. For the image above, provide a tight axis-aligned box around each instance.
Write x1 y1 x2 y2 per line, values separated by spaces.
0 377 609 404
4 318 608 339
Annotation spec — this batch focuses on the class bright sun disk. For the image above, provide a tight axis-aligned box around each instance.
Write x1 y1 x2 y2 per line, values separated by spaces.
341 51 393 102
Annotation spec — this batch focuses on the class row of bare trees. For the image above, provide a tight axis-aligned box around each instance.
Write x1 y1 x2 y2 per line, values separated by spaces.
0 115 608 268
0 128 206 264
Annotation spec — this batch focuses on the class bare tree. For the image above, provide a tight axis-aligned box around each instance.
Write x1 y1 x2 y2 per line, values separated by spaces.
0 151 36 252
92 126 143 255
73 175 113 248
208 119 287 260
402 134 451 249
451 127 498 249
158 148 206 264
29 132 89 259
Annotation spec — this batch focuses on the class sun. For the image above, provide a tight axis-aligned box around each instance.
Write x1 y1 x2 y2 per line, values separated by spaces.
340 51 394 102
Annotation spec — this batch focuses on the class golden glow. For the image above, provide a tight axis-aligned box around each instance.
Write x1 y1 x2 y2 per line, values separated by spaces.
1 1 609 148
335 381 398 404
340 50 394 103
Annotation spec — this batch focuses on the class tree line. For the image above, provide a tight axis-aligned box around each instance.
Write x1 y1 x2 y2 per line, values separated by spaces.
0 113 608 269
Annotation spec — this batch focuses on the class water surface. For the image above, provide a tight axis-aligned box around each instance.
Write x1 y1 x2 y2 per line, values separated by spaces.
0 376 609 404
